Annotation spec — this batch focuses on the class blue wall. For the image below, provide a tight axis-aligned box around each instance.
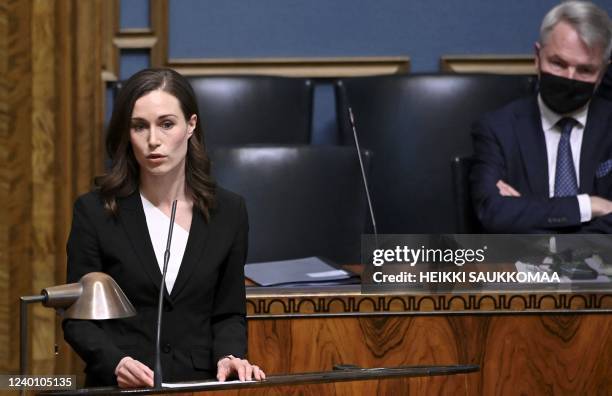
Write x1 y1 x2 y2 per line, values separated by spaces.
119 0 612 141
167 0 567 72
120 0 612 72
166 0 612 72
120 0 150 30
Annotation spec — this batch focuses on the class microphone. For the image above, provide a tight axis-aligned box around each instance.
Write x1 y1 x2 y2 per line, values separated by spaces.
154 200 178 388
347 106 378 239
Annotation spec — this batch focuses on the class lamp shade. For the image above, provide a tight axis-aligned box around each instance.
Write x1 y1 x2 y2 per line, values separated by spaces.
42 272 136 319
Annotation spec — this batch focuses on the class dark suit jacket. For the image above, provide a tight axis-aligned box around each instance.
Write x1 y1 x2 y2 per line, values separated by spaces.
470 95 612 233
63 187 248 386
596 57 612 101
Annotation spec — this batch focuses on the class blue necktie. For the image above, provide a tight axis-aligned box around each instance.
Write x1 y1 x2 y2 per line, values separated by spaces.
554 117 578 197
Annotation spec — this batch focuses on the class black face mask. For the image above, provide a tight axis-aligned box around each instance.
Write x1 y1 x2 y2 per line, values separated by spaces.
539 71 596 114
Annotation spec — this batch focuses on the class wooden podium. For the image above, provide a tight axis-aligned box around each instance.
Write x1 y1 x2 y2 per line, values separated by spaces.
244 279 612 395
41 365 478 395
45 265 612 395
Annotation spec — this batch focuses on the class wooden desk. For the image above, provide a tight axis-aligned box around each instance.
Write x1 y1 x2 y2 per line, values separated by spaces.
42 365 478 395
245 278 612 395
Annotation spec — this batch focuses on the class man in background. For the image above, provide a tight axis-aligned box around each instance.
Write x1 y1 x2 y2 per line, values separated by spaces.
471 1 612 233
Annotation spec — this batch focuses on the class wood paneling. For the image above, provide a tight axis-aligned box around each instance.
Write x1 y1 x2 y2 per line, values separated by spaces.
167 57 410 78
246 313 612 395
0 0 107 379
102 0 119 81
150 0 167 68
74 1 104 193
440 55 536 74
6 0 34 375
31 0 58 375
246 287 612 316
53 0 107 379
243 287 612 394
0 0 9 372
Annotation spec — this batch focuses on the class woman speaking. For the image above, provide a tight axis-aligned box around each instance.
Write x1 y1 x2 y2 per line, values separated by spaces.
63 68 264 388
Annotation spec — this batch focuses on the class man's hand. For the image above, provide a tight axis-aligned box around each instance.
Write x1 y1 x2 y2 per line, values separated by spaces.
590 196 612 218
217 355 266 382
115 356 154 388
496 180 521 197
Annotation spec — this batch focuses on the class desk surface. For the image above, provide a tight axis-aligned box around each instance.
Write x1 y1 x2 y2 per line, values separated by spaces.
245 264 612 317
41 365 479 395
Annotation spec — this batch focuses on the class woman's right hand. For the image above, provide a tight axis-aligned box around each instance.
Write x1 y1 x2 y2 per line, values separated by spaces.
115 356 154 388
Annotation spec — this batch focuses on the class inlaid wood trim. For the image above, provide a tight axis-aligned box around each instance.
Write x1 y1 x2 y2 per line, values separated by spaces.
440 55 536 75
246 292 612 318
168 57 410 77
113 34 157 49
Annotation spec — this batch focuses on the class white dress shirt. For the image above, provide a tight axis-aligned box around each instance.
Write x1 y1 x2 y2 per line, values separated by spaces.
537 96 592 222
141 194 189 292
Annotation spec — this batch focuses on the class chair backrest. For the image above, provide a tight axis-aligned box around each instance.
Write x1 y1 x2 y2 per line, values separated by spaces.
210 145 371 264
187 75 313 147
451 156 481 233
335 73 537 233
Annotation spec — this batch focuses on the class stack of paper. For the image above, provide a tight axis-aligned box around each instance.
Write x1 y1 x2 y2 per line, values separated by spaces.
245 257 358 287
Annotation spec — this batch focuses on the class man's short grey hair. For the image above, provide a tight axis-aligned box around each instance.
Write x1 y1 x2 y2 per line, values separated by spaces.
540 1 612 63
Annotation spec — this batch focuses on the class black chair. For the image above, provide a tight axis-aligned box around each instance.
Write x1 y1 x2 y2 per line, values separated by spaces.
210 145 371 264
451 156 481 233
335 73 537 233
187 76 313 147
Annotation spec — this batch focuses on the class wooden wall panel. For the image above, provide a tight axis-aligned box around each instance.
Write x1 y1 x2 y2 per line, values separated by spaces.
0 0 107 378
52 0 77 378
248 316 471 395
6 0 34 374
150 0 168 68
102 0 119 81
53 0 107 379
74 1 104 193
247 314 612 395
440 55 536 74
31 0 58 375
481 315 612 395
0 0 9 372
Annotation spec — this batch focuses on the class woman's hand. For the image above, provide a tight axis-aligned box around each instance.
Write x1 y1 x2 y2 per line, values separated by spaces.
216 355 266 382
115 356 154 388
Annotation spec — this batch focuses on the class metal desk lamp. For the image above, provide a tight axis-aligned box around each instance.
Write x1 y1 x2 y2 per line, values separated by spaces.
19 272 136 384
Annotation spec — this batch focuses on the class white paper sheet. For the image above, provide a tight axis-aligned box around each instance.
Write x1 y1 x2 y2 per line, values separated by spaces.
162 379 255 388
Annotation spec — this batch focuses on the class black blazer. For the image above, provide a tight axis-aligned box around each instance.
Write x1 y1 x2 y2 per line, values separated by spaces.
470 95 612 233
63 187 248 386
596 57 612 101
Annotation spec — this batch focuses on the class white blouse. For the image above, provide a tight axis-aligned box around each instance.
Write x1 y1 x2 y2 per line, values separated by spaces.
140 194 189 293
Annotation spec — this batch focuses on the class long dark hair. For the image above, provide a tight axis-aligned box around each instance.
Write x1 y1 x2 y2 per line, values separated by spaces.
95 68 216 221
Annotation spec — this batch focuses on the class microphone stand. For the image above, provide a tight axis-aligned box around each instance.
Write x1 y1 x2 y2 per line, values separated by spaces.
154 200 177 388
347 107 378 242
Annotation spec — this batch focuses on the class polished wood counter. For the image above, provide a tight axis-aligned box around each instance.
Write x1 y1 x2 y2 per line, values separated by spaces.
244 280 612 395
42 365 478 395
46 265 612 395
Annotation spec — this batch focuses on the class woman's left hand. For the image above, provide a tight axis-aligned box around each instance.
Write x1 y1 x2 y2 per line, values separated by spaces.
216 355 266 382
